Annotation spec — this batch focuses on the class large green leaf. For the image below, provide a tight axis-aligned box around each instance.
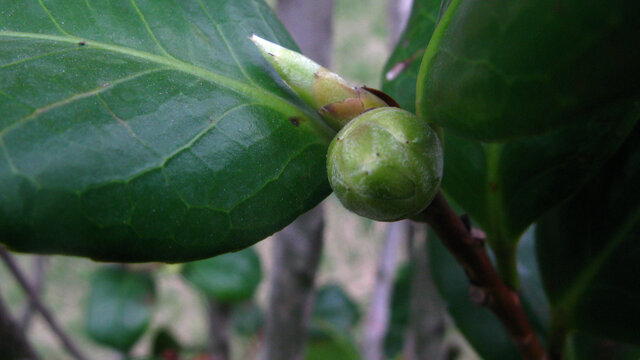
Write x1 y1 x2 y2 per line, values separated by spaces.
381 0 441 113
181 247 261 303
428 226 549 360
416 0 640 141
536 123 640 346
382 0 639 285
440 105 638 284
85 266 156 352
0 0 334 262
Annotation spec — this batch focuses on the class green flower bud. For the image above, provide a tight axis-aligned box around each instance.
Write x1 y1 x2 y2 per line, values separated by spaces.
250 35 387 130
327 108 443 221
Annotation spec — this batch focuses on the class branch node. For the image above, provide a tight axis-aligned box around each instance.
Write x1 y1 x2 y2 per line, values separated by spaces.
468 285 488 306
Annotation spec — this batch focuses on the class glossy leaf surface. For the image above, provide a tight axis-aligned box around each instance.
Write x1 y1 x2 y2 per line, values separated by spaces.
537 124 640 345
85 266 156 352
0 0 333 262
182 247 261 303
416 0 640 141
429 227 549 360
382 0 639 280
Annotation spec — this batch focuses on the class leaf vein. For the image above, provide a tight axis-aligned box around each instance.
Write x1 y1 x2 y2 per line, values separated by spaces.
0 67 167 139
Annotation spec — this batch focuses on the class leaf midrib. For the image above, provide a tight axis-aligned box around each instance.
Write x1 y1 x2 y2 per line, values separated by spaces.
0 30 333 139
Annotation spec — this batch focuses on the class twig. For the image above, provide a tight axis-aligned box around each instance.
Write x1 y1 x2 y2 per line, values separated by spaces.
262 205 324 360
417 192 548 360
404 224 447 360
21 256 47 330
207 299 231 360
0 290 40 359
363 220 406 360
0 245 88 360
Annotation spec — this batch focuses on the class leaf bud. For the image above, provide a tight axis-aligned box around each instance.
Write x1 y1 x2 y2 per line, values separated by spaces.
250 35 387 130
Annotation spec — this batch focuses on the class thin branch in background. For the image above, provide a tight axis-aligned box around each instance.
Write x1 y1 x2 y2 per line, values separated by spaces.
418 193 547 360
363 220 406 360
21 256 47 330
207 299 231 360
262 205 325 360
0 245 88 360
0 290 40 360
404 223 448 360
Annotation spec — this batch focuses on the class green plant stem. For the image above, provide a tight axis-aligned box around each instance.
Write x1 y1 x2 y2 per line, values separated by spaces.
417 192 547 360
493 242 519 290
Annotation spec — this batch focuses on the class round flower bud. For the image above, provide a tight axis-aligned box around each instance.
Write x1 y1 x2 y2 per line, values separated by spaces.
327 108 443 221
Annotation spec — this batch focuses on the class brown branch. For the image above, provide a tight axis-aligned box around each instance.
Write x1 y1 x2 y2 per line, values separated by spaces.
0 290 40 360
0 246 88 360
417 192 547 360
21 256 47 330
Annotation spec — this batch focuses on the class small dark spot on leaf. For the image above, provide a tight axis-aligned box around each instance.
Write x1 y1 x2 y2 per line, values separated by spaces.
375 152 380 157
267 52 275 57
289 116 300 127
405 140 409 144
346 187 351 191
365 171 370 175
78 41 86 46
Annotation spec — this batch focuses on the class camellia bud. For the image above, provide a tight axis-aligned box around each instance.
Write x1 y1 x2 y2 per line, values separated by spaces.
250 35 388 130
327 108 443 221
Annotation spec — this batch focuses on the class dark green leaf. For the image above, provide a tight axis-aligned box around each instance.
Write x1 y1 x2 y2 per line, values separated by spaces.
441 103 638 258
0 0 334 262
381 0 441 113
537 123 640 345
429 226 549 360
384 263 412 359
416 0 640 141
310 284 360 338
85 266 156 352
181 247 261 303
382 0 639 284
566 332 640 360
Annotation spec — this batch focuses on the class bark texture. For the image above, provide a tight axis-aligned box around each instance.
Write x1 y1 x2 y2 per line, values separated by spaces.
363 221 406 360
262 205 325 360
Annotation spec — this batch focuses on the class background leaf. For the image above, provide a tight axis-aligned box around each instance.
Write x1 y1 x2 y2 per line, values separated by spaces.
416 0 640 141
428 226 549 360
181 247 261 303
85 266 156 352
310 284 360 338
537 123 640 345
0 0 334 262
381 0 441 113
